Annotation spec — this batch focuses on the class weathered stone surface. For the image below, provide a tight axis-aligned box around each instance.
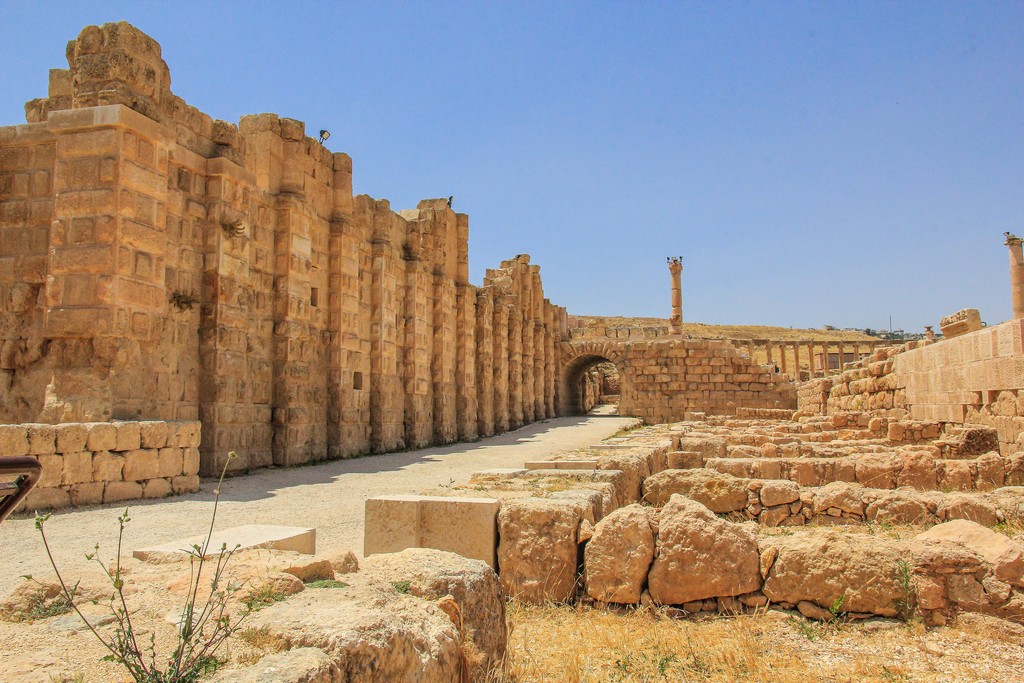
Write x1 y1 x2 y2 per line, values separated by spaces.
811 482 865 516
211 647 341 683
865 489 930 524
917 520 1024 588
363 548 506 676
134 525 316 563
584 504 656 604
642 469 748 512
759 479 801 507
936 493 999 526
762 530 904 617
648 495 761 605
497 498 581 603
244 579 461 682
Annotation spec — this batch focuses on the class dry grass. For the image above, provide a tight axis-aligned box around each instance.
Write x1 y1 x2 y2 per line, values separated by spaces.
497 602 1024 683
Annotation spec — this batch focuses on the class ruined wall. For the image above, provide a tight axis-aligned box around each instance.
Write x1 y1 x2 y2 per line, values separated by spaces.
0 420 200 510
803 319 1024 455
559 339 796 423
0 22 566 477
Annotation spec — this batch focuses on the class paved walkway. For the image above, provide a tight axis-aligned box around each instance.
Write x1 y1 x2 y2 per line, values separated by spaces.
0 410 634 596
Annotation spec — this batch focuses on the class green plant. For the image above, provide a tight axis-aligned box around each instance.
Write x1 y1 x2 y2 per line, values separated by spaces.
894 559 918 622
305 579 349 589
10 575 74 622
34 451 244 683
242 584 288 612
392 580 412 594
829 593 847 619
788 616 819 641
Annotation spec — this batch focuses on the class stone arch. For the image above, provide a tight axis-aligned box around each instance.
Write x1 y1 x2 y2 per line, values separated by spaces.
558 341 626 416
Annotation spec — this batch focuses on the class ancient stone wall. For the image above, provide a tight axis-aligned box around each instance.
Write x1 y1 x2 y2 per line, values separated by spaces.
0 22 567 477
559 339 796 423
0 420 199 510
801 319 1024 455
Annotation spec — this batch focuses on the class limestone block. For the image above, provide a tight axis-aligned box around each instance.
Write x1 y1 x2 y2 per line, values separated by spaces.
70 481 105 506
855 453 898 489
0 425 29 456
364 495 500 569
642 469 748 512
524 460 598 470
104 480 143 503
762 530 903 617
584 504 656 604
865 490 930 525
114 421 141 451
134 525 316 562
209 647 340 683
497 498 581 603
156 447 184 478
897 451 938 490
143 477 172 499
667 450 703 469
811 482 865 516
648 495 761 605
92 451 124 481
36 454 63 488
759 480 800 508
23 486 71 511
917 520 1024 587
54 423 87 453
26 424 56 455
181 446 200 475
176 421 202 447
85 422 117 451
171 474 200 494
362 548 507 675
123 448 160 480
138 421 168 448
61 451 93 485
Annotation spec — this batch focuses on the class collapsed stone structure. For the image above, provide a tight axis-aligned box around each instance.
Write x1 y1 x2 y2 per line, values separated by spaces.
0 22 797 508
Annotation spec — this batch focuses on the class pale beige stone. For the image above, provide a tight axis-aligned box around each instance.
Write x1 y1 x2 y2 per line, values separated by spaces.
61 451 93 485
85 422 117 451
54 423 87 453
156 447 183 478
584 504 656 604
0 425 29 456
114 421 142 451
143 477 172 499
762 530 903 617
917 519 1024 587
134 525 316 562
138 420 169 448
648 495 761 605
497 498 581 603
642 468 749 512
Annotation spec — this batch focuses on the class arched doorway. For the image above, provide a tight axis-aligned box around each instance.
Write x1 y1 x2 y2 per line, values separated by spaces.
559 353 623 415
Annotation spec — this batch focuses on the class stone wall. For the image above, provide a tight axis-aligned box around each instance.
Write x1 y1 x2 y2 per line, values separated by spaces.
801 320 1024 455
559 339 796 423
0 420 200 510
0 22 567 476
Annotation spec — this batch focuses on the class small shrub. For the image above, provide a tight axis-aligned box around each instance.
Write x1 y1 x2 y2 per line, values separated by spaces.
894 559 918 622
242 585 288 612
34 452 244 683
392 580 412 594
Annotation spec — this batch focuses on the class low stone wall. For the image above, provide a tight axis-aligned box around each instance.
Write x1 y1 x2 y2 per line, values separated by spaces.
796 378 832 415
706 450 1023 492
0 420 201 510
642 469 1024 527
584 497 1024 625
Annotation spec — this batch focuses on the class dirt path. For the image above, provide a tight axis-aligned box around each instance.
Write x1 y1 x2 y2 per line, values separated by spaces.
0 410 635 597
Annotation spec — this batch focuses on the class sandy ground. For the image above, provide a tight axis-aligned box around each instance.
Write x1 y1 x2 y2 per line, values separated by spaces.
0 409 635 598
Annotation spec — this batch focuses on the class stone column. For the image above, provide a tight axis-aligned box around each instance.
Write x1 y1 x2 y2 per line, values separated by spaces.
806 342 816 377
780 343 788 374
1006 232 1024 319
765 340 774 368
668 256 683 335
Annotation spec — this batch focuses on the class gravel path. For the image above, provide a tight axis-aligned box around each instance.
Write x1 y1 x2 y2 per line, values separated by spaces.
0 410 635 597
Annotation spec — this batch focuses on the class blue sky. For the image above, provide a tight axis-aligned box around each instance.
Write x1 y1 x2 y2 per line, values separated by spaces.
2 1 1021 332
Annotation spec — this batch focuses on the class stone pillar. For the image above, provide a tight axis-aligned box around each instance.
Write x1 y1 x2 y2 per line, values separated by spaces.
667 256 683 335
492 295 510 433
806 342 816 377
780 343 788 374
1005 232 1024 319
765 340 774 367
455 283 477 441
746 341 754 359
475 289 494 437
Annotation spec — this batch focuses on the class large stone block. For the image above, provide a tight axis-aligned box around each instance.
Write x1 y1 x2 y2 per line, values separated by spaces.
134 524 316 562
122 448 159 480
61 451 93 485
497 497 581 603
364 495 501 569
0 425 29 456
85 422 117 451
54 423 87 453
114 421 141 451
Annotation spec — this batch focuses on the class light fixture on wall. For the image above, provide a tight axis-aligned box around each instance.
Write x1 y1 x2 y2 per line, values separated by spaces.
318 129 331 144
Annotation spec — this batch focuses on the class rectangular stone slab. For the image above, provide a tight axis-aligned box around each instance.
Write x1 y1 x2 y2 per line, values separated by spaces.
133 524 315 563
364 495 500 568
524 460 599 470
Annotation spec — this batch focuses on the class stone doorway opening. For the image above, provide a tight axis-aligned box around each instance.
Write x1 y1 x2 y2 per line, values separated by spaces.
561 355 621 415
